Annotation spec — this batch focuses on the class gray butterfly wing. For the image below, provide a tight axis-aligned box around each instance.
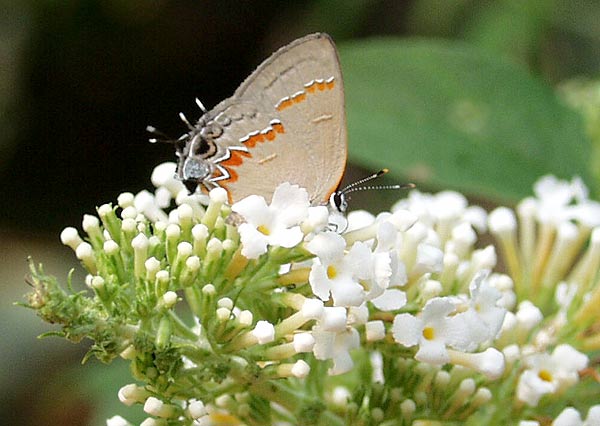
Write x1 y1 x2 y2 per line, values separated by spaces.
201 33 347 205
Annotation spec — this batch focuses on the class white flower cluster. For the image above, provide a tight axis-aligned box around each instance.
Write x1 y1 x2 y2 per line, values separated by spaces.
227 173 508 378
50 163 600 425
518 404 600 426
485 176 600 411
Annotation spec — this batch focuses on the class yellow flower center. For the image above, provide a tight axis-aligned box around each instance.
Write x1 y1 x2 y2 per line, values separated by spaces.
257 225 270 236
538 369 553 382
327 265 337 279
422 327 435 340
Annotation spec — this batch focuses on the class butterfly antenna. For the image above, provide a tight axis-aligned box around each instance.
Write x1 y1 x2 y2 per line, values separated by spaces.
195 98 207 113
332 169 414 213
339 169 415 196
342 182 415 196
338 169 389 193
146 125 177 144
146 126 188 156
179 112 195 130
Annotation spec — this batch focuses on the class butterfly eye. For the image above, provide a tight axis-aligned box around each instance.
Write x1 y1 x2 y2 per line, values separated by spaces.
192 137 217 159
193 139 208 155
330 191 347 213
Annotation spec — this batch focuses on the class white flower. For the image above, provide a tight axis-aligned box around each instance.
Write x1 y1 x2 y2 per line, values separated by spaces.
489 206 517 237
60 226 83 250
447 347 505 379
330 386 352 407
348 304 369 326
534 175 587 204
569 200 600 227
515 301 543 331
392 297 474 365
312 325 360 376
307 306 362 375
517 367 555 408
365 321 386 341
143 396 177 418
584 406 600 426
232 183 309 258
463 271 507 343
552 407 582 426
360 221 407 306
151 162 186 200
306 232 367 307
252 320 275 344
319 306 348 332
346 210 375 232
118 384 148 406
371 289 407 311
392 190 468 228
307 229 406 309
516 344 589 406
374 221 407 289
487 273 516 310
302 205 330 234
134 190 169 223
293 333 316 353
531 175 588 225
106 416 133 426
187 399 206 420
448 222 477 259
412 243 444 276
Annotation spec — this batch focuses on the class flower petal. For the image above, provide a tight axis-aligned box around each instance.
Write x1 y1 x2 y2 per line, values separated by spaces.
331 278 364 307
238 223 268 259
392 313 422 347
306 232 346 262
270 183 309 225
415 338 450 365
269 225 304 248
309 264 332 301
371 289 407 311
232 195 271 225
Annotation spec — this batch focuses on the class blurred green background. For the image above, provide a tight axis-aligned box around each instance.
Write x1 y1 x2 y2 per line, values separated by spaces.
2 0 600 424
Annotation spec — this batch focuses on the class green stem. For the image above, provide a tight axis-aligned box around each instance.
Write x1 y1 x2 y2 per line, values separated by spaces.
249 380 345 426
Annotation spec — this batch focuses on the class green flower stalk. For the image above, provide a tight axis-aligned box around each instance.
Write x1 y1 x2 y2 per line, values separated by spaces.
20 164 600 426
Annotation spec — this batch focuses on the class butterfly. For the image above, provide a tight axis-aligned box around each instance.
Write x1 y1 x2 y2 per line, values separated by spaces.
151 33 348 210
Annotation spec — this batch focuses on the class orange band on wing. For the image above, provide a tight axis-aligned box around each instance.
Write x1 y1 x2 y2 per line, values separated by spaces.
272 122 285 134
276 77 336 111
276 98 294 111
292 92 306 104
213 120 287 197
211 164 238 188
245 133 265 148
220 149 251 167
264 129 276 141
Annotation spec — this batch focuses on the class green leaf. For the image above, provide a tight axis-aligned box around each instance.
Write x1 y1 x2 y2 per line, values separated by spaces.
339 38 593 202
462 0 554 64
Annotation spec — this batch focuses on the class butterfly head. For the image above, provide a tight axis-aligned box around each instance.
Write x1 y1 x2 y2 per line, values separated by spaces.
176 121 224 193
329 190 348 213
